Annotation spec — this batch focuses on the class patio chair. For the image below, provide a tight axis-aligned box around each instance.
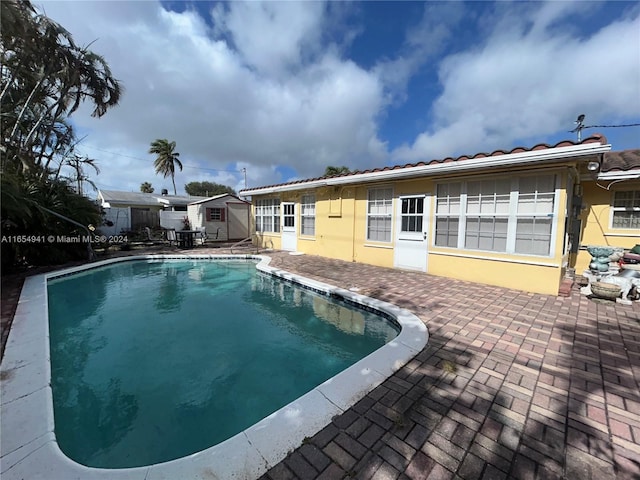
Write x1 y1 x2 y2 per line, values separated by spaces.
196 226 220 246
145 227 164 244
165 228 177 247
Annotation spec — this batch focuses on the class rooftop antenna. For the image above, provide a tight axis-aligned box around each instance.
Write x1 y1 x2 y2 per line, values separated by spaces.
568 116 640 141
570 114 586 141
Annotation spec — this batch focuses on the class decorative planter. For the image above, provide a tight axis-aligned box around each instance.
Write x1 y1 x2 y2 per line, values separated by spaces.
590 281 621 300
586 246 616 273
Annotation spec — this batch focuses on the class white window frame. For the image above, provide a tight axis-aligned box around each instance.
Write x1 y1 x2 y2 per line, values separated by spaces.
434 174 560 257
255 198 281 233
366 187 393 243
300 194 316 237
610 189 640 230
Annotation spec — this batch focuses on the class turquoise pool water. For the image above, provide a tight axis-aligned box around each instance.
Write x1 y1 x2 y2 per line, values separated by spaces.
47 260 399 468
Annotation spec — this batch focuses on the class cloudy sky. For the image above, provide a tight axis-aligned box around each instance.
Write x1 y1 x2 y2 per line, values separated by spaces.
38 0 640 196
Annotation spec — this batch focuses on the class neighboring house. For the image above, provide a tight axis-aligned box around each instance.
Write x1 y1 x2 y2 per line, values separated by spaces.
240 134 640 296
187 194 251 241
97 190 207 234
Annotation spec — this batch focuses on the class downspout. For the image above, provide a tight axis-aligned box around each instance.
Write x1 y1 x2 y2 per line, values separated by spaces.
351 188 357 262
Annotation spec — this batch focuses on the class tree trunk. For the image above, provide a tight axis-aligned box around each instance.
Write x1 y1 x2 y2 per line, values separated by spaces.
8 74 45 141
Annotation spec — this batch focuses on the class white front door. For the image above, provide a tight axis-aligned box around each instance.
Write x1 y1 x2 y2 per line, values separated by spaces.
281 202 297 251
394 195 429 271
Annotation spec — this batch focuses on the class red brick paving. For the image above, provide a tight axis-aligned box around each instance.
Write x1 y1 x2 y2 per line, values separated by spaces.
255 252 640 480
2 248 639 479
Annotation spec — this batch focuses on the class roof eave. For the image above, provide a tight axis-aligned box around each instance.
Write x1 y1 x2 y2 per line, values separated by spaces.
241 142 612 196
595 169 640 181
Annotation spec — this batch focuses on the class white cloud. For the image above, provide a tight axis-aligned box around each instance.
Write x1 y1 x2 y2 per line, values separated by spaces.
33 0 639 191
211 1 326 78
37 0 388 193
374 2 464 105
393 4 640 161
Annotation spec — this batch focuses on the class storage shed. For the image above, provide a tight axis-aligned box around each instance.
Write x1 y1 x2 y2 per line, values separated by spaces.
187 194 251 241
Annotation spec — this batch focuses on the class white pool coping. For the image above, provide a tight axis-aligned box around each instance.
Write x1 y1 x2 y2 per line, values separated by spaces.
0 254 428 480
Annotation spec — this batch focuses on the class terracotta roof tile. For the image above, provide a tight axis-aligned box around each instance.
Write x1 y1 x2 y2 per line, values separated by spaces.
242 134 609 193
601 149 640 172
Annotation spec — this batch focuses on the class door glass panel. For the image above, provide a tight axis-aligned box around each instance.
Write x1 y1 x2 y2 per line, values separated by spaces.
283 204 295 228
400 197 424 233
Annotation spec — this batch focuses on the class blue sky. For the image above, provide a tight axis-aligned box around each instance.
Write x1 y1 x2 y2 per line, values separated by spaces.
39 1 640 195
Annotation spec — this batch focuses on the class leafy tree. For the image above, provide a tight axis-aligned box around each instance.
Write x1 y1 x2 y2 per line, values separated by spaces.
63 154 100 196
1 171 103 270
149 139 182 195
0 0 122 271
140 182 154 193
184 181 236 197
324 166 351 176
1 0 122 174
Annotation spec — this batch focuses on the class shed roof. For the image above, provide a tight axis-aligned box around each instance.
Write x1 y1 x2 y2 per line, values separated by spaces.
98 190 207 207
188 193 249 206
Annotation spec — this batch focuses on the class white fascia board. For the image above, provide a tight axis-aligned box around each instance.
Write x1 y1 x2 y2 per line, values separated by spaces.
596 169 640 181
241 142 611 196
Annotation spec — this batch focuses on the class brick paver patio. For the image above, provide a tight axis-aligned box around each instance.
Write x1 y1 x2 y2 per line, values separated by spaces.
258 251 640 480
2 248 639 479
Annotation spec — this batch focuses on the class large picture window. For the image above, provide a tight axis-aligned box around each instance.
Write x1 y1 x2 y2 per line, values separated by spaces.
611 190 640 229
367 187 393 242
435 183 461 247
300 194 316 236
435 174 557 256
255 198 280 233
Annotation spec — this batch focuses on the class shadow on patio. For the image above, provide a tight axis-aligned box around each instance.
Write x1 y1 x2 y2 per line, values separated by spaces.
260 252 640 480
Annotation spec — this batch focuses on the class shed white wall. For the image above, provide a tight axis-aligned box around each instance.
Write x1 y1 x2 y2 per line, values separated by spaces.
188 198 250 241
187 204 204 234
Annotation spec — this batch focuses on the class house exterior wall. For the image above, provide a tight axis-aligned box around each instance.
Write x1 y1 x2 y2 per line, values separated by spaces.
251 166 581 295
101 207 130 236
575 179 640 273
106 203 162 231
109 202 162 213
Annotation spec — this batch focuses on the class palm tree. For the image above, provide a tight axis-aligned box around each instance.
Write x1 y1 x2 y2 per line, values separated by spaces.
63 154 100 196
1 1 122 173
149 139 182 195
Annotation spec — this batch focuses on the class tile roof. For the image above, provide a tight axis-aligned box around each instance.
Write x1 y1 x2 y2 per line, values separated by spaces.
241 134 609 193
601 149 640 172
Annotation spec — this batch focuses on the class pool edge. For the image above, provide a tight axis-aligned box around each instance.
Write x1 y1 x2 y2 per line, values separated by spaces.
0 254 428 480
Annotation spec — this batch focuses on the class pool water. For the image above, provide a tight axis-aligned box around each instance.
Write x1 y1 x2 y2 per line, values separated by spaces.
47 260 399 468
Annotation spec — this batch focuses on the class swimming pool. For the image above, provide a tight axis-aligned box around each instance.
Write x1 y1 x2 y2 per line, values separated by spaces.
1 255 428 479
47 259 399 468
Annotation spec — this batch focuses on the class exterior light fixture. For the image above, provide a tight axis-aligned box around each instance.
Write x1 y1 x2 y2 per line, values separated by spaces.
587 161 600 172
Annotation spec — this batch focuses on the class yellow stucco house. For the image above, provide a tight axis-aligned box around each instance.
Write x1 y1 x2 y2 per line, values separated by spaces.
240 134 640 295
